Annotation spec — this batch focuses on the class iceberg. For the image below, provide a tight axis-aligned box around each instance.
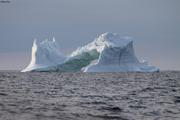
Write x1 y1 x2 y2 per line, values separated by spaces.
21 33 159 72
83 33 159 72
21 38 65 72
66 32 158 72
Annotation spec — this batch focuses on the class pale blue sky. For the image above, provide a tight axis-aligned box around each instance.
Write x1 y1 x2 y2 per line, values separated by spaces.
0 0 180 70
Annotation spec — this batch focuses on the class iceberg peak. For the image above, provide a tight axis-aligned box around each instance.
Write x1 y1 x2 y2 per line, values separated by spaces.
21 37 65 72
98 32 133 48
69 32 133 58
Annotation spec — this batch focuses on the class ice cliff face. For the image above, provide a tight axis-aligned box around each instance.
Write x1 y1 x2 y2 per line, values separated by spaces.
83 33 158 72
21 33 159 72
21 38 65 72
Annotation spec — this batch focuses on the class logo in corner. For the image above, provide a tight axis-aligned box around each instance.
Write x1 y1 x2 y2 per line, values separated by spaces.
0 0 11 3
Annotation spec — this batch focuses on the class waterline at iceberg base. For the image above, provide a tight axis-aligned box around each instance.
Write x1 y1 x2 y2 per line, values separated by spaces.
21 33 159 72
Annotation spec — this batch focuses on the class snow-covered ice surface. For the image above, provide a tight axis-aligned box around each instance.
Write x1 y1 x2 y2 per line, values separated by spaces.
0 71 180 120
21 38 65 72
21 33 159 72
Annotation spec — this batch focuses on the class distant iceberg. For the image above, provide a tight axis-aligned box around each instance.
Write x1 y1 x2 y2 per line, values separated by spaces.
21 33 159 72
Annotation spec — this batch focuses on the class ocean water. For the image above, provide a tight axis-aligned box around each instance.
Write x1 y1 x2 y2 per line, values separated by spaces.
0 71 180 120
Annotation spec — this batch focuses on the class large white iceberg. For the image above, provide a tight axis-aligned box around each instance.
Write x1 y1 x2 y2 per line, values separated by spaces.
21 33 159 72
21 38 65 72
83 33 159 72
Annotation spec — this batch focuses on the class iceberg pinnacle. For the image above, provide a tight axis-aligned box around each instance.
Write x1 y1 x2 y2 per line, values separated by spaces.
21 38 65 72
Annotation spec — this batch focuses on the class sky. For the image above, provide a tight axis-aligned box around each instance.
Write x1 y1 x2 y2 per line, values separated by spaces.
0 0 180 70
